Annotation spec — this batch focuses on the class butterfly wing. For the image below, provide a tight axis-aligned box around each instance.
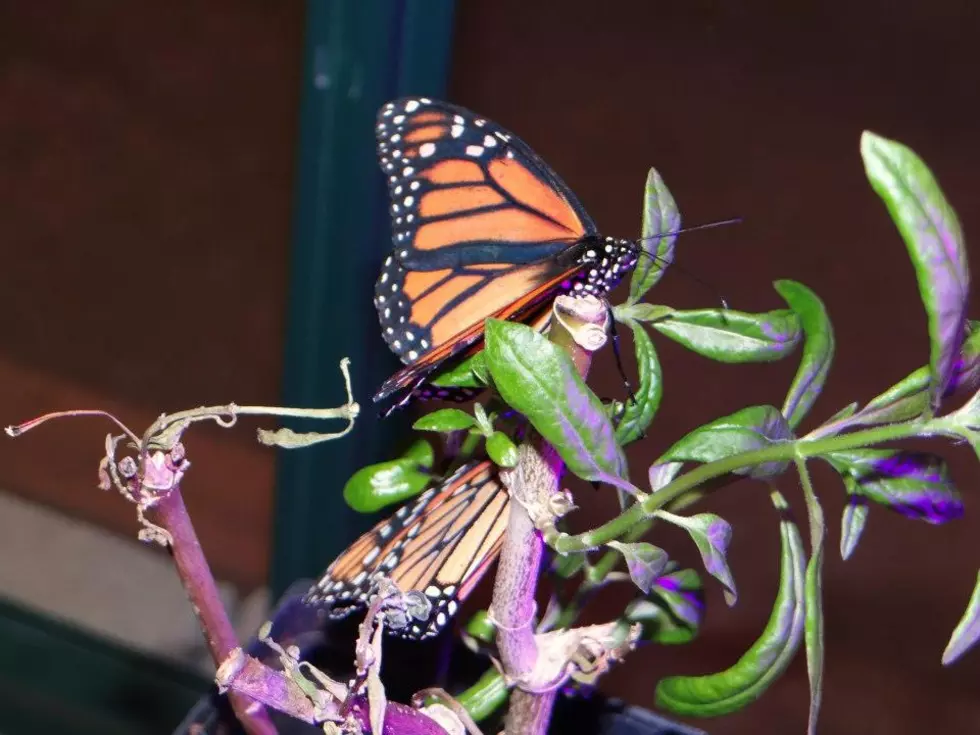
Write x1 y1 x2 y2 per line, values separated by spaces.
380 306 555 416
373 98 600 401
305 461 508 640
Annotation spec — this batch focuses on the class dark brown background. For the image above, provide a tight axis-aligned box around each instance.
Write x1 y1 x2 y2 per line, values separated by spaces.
1 1 978 732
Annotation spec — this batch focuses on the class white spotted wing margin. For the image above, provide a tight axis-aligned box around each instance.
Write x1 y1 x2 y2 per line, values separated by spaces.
305 460 509 640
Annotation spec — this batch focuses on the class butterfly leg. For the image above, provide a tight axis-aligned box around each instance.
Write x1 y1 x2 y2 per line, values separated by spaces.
607 316 637 405
379 376 429 418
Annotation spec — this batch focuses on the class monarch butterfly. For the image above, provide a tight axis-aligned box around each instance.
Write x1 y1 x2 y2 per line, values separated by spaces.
305 461 508 640
372 97 641 412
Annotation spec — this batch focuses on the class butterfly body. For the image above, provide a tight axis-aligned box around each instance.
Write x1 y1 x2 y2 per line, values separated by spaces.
372 97 639 409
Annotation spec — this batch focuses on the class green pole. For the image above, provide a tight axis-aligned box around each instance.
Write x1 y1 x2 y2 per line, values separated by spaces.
271 0 456 598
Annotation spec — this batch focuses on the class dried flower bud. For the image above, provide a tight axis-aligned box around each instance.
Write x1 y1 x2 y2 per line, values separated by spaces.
118 456 138 478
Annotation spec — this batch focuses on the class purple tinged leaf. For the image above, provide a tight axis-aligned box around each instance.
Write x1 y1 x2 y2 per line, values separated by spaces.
551 550 588 580
614 321 663 446
942 571 980 665
625 568 705 645
649 461 684 494
861 132 970 412
609 541 669 594
828 402 859 423
825 449 963 524
775 281 835 429
657 511 737 606
660 404 793 480
839 480 870 561
655 490 806 717
614 302 674 323
484 319 628 486
827 320 980 434
861 368 932 424
629 167 681 304
651 308 802 363
797 460 826 735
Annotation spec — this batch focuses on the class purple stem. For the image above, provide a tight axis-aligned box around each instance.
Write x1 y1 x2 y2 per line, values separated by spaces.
349 699 452 735
150 484 277 735
493 295 608 735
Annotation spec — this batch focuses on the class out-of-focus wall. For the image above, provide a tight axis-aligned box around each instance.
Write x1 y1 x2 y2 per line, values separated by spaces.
0 2 304 587
448 2 980 732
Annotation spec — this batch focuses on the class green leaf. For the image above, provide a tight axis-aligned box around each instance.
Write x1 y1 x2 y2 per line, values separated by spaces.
400 438 435 469
651 308 801 363
861 367 933 424
824 449 964 523
486 431 519 468
861 131 970 412
826 402 859 423
413 408 478 433
455 668 509 723
649 461 683 493
656 511 737 606
458 430 484 462
797 459 825 735
472 402 493 435
660 404 793 480
551 550 588 580
776 281 835 429
839 478 869 561
942 571 980 665
625 568 705 645
484 319 628 486
655 490 806 717
629 167 681 304
608 541 669 594
614 322 663 446
614 302 674 324
429 351 489 388
342 458 432 513
843 320 980 430
463 609 497 646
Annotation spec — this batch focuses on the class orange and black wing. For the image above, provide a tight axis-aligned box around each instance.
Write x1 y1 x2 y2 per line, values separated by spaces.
305 461 508 640
373 97 599 402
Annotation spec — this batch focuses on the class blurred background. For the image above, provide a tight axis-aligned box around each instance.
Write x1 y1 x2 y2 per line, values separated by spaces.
0 1 978 733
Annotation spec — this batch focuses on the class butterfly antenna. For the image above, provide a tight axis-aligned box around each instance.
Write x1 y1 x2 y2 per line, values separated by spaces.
659 259 731 310
635 217 743 247
632 217 741 310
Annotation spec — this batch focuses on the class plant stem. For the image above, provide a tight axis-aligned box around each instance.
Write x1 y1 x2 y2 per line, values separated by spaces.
493 443 560 677
505 688 557 735
492 295 609 735
150 484 277 735
216 651 321 724
549 417 937 553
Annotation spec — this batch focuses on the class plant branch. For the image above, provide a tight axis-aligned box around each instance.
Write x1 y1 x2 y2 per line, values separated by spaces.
216 650 323 724
492 295 609 735
4 358 363 734
149 479 276 734
493 443 560 677
547 416 943 554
